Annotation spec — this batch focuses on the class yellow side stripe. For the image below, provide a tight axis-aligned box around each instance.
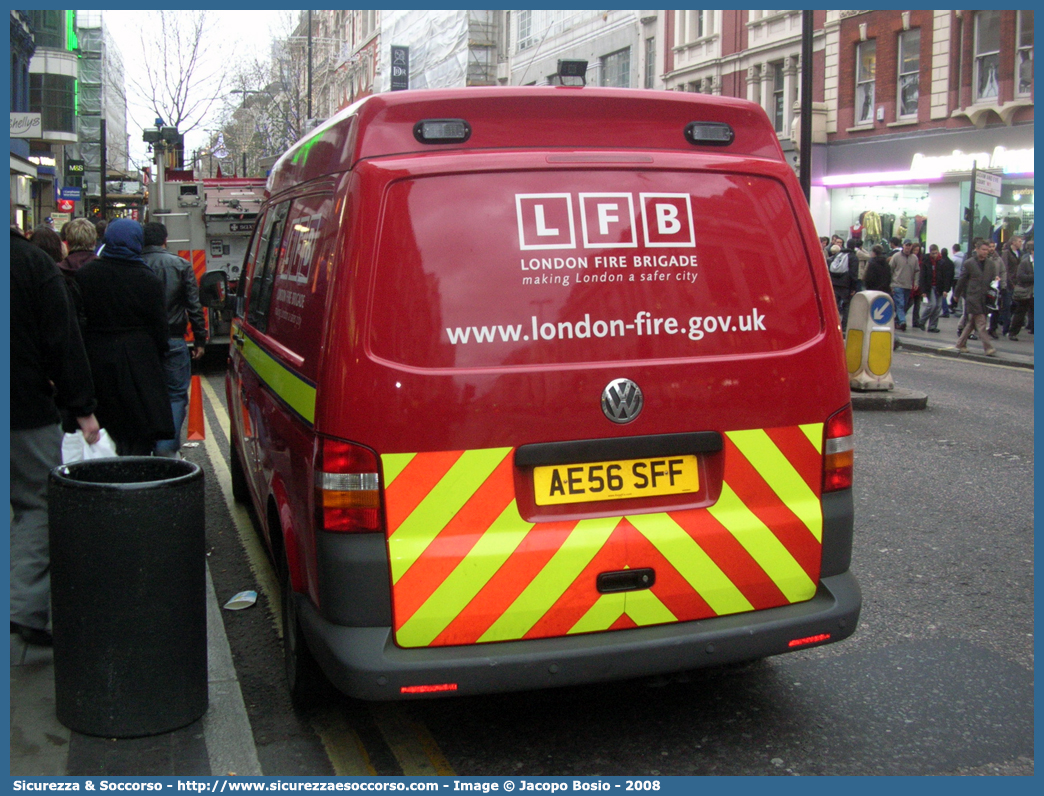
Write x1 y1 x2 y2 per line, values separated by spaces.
708 483 816 603
628 513 754 616
240 333 317 425
388 447 511 584
726 428 823 543
478 517 619 643
396 501 533 648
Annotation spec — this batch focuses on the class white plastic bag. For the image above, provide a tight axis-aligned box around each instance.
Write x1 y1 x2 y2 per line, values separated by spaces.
61 428 118 463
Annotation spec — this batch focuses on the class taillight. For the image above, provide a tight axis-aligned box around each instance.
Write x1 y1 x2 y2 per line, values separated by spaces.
823 405 854 492
314 437 383 533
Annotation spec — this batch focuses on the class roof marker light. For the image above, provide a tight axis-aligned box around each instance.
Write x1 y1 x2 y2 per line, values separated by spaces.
413 119 471 145
685 121 735 147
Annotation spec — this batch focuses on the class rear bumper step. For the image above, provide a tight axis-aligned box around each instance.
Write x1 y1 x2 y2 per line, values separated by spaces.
298 571 861 700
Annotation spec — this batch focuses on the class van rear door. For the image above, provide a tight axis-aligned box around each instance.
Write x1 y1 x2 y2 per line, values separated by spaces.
335 151 841 651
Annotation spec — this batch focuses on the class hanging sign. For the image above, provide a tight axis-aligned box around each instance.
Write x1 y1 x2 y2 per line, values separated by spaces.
974 171 1002 198
391 46 409 91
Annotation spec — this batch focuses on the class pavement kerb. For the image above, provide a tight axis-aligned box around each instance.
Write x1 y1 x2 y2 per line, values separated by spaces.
896 339 1034 370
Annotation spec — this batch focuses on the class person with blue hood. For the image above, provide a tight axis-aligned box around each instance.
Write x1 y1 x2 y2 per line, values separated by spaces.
74 219 175 454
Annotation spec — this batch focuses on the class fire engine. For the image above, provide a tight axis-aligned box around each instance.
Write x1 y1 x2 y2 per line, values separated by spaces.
148 170 265 346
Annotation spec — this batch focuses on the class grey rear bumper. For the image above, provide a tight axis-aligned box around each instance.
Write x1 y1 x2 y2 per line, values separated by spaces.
298 570 861 700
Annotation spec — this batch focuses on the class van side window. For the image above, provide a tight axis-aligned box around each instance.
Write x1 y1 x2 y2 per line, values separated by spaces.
248 201 289 333
235 211 268 319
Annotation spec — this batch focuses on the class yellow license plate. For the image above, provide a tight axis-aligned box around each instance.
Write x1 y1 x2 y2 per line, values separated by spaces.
533 455 699 506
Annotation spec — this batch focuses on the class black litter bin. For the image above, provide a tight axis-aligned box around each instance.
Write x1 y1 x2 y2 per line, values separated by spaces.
48 457 207 738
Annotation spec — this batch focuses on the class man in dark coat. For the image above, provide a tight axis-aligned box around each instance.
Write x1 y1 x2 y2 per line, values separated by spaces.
142 222 208 458
75 219 175 455
10 227 99 645
954 240 999 356
862 245 892 294
917 244 954 333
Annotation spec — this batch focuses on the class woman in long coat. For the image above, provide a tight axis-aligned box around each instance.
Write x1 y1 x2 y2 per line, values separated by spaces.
75 219 175 454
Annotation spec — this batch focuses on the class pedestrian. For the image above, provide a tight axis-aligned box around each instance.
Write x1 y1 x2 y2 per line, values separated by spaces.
939 248 954 317
28 225 64 264
863 245 892 294
889 239 918 331
909 242 926 329
992 235 1023 337
954 239 1000 356
950 243 966 316
1008 241 1033 341
142 222 209 458
10 224 99 646
56 218 97 323
984 240 1005 339
828 238 859 332
75 219 175 455
918 244 953 333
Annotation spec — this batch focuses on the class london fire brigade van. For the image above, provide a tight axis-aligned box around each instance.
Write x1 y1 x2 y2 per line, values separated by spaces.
219 86 860 703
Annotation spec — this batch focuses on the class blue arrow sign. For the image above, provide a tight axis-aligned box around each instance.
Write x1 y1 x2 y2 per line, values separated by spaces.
870 294 894 325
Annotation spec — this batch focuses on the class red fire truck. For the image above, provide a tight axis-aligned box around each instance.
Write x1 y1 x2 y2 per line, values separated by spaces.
149 171 266 346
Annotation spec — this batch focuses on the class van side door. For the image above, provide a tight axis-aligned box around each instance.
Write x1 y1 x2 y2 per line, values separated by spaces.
230 200 290 501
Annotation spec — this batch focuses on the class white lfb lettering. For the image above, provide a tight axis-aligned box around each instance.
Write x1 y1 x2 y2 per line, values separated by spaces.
655 203 681 235
534 204 559 236
597 202 620 235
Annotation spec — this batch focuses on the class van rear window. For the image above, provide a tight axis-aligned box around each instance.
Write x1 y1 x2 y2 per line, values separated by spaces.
369 169 821 370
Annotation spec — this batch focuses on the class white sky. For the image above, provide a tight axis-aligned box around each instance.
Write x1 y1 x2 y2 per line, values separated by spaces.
100 9 294 170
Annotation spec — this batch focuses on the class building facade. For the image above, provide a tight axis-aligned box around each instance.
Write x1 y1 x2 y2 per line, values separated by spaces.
821 9 1033 250
24 9 79 228
10 10 37 229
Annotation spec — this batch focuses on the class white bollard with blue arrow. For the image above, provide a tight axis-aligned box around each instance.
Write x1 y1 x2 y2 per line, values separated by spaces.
845 291 896 391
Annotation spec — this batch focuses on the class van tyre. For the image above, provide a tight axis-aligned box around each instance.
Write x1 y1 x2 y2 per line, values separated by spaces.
281 560 330 709
229 440 250 504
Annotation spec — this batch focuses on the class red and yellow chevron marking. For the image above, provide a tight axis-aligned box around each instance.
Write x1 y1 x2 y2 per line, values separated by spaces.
383 423 825 649
176 249 209 340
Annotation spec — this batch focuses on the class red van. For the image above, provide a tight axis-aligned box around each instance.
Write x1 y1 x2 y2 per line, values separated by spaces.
221 86 860 703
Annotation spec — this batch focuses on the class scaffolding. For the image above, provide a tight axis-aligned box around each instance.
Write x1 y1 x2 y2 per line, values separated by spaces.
74 10 129 203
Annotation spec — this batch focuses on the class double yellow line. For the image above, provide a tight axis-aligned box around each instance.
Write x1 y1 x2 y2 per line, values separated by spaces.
198 376 454 776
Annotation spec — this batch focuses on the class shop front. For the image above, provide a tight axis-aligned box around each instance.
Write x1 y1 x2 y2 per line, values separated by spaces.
817 125 1033 252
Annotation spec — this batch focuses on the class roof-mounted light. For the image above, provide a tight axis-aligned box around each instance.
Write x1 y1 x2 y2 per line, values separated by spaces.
554 59 588 87
413 119 472 145
684 121 735 147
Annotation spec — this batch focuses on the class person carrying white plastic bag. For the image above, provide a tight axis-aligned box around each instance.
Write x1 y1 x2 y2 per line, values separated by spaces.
61 426 118 463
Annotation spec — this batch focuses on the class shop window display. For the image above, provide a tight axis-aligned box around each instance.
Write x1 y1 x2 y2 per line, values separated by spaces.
830 185 930 247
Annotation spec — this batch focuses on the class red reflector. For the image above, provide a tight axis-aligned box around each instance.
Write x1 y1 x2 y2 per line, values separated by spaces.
400 683 458 694
788 633 831 648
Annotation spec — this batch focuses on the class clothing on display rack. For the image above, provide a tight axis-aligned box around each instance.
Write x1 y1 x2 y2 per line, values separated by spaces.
880 213 896 241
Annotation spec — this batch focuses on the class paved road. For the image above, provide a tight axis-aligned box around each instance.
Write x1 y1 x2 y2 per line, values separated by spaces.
198 347 1033 776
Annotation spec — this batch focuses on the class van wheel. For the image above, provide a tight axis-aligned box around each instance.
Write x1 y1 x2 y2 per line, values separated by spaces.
281 562 329 709
229 441 250 504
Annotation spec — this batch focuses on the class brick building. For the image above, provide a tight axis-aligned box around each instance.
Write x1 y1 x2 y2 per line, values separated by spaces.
661 9 1033 246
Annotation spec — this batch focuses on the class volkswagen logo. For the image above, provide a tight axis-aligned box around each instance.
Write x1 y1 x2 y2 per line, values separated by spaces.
601 378 643 424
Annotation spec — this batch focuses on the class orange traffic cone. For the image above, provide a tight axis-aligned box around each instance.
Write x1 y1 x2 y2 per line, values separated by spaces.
187 375 205 441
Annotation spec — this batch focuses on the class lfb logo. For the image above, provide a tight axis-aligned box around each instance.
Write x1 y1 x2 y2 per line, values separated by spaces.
515 192 695 251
